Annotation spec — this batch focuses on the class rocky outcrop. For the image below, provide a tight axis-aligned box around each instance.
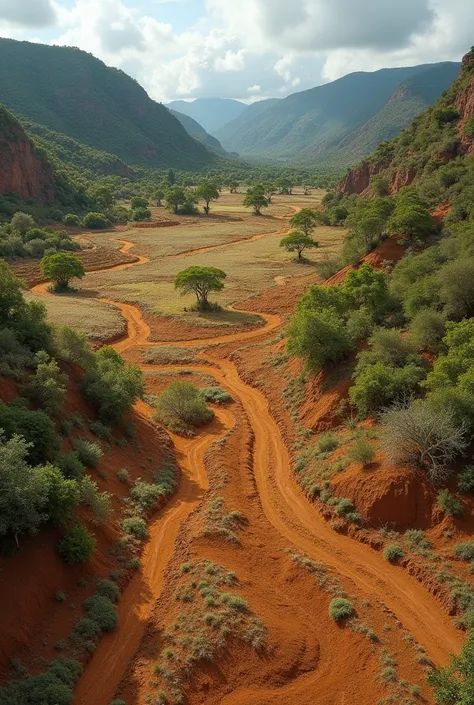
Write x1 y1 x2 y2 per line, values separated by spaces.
455 49 474 156
0 105 55 203
337 158 391 195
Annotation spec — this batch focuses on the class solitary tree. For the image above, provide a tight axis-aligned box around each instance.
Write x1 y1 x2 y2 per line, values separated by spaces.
228 179 239 194
196 181 220 214
41 252 85 292
280 231 319 261
130 196 149 210
243 190 269 216
289 208 321 236
175 266 226 311
277 178 292 195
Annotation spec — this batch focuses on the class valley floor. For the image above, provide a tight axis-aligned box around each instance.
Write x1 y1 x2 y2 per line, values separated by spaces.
2 190 471 705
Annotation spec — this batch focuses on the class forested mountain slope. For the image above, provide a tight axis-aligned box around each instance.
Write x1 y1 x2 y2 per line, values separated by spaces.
168 109 233 157
0 39 216 170
218 62 460 167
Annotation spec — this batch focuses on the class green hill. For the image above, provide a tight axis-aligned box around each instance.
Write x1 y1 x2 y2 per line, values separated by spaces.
0 38 216 170
214 99 281 143
217 63 460 167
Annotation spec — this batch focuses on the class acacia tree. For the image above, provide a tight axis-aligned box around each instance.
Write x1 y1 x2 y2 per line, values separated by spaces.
243 189 269 215
380 400 468 485
228 179 239 194
289 208 320 236
41 252 85 292
175 266 226 310
280 231 319 261
196 181 220 214
165 186 187 214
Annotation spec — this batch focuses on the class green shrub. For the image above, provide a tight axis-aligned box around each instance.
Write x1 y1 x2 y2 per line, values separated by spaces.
109 701 127 705
453 542 474 561
220 593 249 612
64 214 80 226
58 525 96 564
335 498 356 517
131 207 151 221
349 437 375 466
79 476 112 525
287 307 351 372
54 451 85 479
429 631 474 704
121 516 148 540
200 387 232 404
116 468 130 483
154 381 214 430
317 432 339 453
384 544 404 563
83 212 110 229
89 421 112 440
84 594 118 632
71 618 101 641
409 309 446 352
72 439 102 468
83 347 144 424
458 465 474 493
437 490 463 518
328 598 354 621
130 479 163 512
0 657 82 705
97 579 120 603
0 401 59 465
350 361 425 416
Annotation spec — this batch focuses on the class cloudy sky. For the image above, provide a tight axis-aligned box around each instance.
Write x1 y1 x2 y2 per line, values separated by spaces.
0 0 470 103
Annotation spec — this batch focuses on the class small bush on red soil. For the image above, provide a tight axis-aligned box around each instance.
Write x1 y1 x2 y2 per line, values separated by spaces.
97 579 120 603
453 542 474 561
0 657 82 705
84 594 118 632
349 437 375 467
72 439 102 468
154 381 214 433
384 544 405 563
437 489 464 518
121 516 148 540
58 524 96 565
329 598 354 622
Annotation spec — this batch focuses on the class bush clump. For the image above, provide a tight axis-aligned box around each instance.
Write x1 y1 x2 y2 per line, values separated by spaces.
328 598 354 622
121 516 148 540
458 466 474 493
453 542 474 561
72 439 102 468
384 544 405 563
58 525 96 565
0 657 82 705
96 579 120 603
154 381 214 432
200 387 232 404
84 594 118 632
130 479 164 513
348 437 375 466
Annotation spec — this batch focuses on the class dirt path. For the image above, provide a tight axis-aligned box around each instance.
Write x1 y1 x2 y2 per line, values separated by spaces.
32 231 462 704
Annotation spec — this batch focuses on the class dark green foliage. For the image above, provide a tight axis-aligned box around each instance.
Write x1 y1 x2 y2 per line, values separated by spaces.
0 658 81 705
453 543 474 561
349 437 375 466
131 208 151 222
63 214 80 226
287 307 351 372
24 351 67 416
175 266 226 311
54 452 85 480
328 598 354 622
82 212 109 229
58 525 96 564
96 579 120 603
409 309 446 352
437 490 463 518
130 479 164 513
72 439 102 468
84 594 118 632
0 402 59 465
155 381 214 431
458 466 474 493
83 346 144 424
280 231 319 261
0 39 214 170
428 631 474 704
71 618 100 642
350 361 425 416
121 516 148 540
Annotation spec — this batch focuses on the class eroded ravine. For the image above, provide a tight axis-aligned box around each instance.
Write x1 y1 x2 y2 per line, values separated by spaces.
32 230 462 704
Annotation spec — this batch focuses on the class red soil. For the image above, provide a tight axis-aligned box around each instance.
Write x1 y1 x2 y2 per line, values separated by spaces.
7 223 466 704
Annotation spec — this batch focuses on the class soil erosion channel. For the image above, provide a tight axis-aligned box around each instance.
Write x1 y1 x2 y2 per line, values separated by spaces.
32 231 461 704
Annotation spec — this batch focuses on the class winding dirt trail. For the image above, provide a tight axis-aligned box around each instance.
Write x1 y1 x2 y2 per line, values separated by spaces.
32 228 462 704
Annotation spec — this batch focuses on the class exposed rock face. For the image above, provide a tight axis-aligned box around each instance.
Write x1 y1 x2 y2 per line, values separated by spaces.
0 106 55 203
337 159 390 195
455 50 474 156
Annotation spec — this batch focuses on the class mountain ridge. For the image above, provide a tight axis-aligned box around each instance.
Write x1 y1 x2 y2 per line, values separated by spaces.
166 98 246 133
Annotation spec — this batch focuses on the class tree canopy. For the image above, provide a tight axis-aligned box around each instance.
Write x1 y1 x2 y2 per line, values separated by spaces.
196 181 220 214
174 266 226 310
280 231 319 261
289 208 321 236
41 252 85 292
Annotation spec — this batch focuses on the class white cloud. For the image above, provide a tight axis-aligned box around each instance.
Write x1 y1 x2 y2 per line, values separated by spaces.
0 0 470 103
0 0 57 28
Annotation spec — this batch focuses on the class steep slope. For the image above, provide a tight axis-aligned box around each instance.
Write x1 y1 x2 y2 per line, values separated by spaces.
214 98 281 144
0 38 215 170
339 49 474 196
25 121 134 178
166 98 245 133
0 104 55 202
218 63 460 166
168 108 234 157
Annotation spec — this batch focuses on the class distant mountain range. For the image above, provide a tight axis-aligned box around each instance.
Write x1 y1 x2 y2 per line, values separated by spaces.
213 62 461 168
168 109 234 158
166 98 246 134
0 38 216 170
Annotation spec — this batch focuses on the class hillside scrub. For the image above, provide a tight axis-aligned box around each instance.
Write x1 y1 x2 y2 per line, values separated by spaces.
429 630 474 705
154 381 214 433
